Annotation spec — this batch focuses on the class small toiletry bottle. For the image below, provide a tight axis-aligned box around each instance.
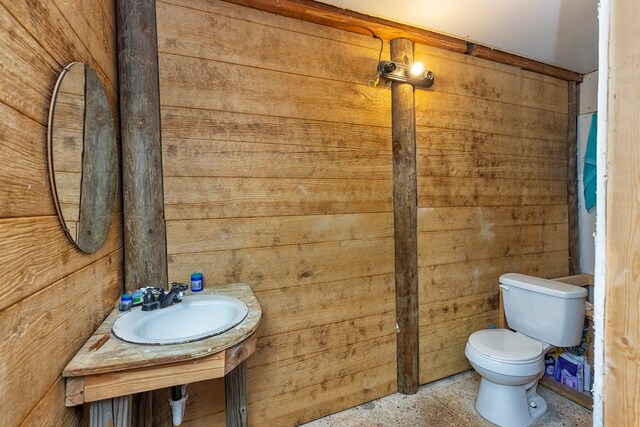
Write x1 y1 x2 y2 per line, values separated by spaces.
119 293 133 311
191 272 204 292
131 289 145 306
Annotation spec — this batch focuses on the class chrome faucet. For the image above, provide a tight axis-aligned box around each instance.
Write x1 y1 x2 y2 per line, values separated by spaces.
141 283 188 311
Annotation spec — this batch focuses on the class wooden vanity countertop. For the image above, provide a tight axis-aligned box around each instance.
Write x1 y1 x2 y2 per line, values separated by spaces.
63 283 262 378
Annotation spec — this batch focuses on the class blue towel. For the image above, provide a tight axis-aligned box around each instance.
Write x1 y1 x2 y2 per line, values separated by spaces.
583 113 597 211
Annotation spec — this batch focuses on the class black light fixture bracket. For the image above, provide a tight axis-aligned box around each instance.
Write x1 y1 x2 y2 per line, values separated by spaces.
377 60 435 88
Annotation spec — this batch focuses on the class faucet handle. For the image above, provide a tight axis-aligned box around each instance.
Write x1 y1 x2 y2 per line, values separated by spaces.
143 286 165 296
170 282 188 304
141 289 160 311
171 282 188 291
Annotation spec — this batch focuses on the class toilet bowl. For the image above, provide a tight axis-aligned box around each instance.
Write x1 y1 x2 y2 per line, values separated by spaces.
465 274 587 427
465 329 551 426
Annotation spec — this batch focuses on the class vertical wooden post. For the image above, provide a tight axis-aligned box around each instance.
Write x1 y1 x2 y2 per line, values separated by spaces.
225 362 248 426
391 37 419 394
116 0 167 424
603 2 640 424
131 392 153 427
116 0 168 292
567 81 579 275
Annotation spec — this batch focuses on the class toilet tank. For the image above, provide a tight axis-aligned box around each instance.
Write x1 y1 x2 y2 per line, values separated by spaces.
500 273 588 347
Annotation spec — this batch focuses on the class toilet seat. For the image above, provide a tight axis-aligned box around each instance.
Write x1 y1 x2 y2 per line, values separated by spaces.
465 329 545 378
468 329 544 363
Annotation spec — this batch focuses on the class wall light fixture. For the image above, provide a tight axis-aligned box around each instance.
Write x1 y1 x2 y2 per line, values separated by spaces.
377 60 435 88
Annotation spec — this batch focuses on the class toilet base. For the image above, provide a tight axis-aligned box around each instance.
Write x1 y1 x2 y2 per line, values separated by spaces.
475 377 547 427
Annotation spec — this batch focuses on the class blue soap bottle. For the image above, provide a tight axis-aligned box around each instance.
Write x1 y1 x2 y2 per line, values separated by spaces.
119 293 133 311
191 272 204 292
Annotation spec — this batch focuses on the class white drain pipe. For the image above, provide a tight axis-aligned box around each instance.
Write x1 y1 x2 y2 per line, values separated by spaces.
169 384 189 426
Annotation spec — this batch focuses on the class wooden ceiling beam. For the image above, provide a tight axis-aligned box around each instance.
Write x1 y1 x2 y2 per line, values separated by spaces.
222 0 583 82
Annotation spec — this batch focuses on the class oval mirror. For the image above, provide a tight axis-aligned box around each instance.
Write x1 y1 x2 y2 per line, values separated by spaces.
47 62 117 253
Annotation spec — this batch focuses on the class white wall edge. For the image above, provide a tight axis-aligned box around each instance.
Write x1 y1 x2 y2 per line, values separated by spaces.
592 0 609 424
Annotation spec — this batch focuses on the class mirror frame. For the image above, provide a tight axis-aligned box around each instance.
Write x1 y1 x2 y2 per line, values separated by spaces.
47 62 118 253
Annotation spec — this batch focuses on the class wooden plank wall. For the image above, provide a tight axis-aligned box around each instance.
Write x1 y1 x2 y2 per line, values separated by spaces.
414 44 570 383
0 0 122 425
604 1 640 424
157 0 571 424
156 0 396 425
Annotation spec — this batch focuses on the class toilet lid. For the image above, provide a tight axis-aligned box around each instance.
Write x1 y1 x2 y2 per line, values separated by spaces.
468 329 544 363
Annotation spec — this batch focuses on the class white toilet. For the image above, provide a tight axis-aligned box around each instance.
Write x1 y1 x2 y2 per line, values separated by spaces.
465 273 587 427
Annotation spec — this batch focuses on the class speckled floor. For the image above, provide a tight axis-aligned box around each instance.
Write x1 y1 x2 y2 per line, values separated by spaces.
302 370 592 427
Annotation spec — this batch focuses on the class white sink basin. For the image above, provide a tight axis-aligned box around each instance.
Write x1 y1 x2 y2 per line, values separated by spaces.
112 294 249 345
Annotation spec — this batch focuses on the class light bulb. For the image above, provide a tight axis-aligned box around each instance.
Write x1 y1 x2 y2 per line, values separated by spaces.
409 62 424 76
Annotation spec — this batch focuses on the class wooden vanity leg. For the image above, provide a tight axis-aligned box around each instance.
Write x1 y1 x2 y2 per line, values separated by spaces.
225 362 248 426
89 395 132 427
